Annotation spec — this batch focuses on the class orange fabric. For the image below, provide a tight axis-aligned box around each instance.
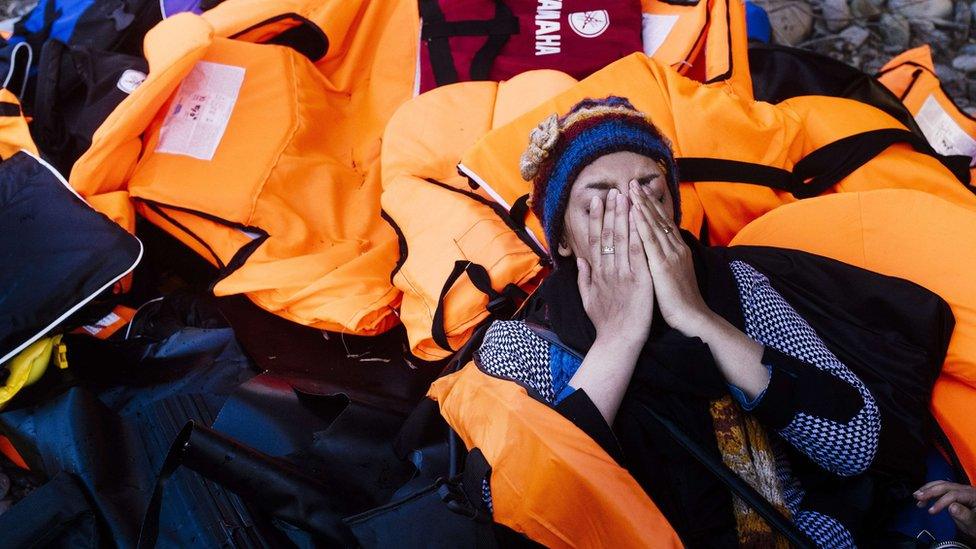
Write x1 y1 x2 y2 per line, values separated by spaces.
382 73 577 359
0 436 28 470
877 46 976 182
70 1 420 334
70 305 137 340
429 362 683 548
0 89 37 159
460 54 976 248
730 189 976 480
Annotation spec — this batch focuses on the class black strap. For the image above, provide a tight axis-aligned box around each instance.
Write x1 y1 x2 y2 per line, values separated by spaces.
419 0 460 86
644 408 816 548
419 0 519 87
538 328 816 547
678 128 967 198
0 102 20 116
469 1 517 81
508 194 532 227
431 261 527 353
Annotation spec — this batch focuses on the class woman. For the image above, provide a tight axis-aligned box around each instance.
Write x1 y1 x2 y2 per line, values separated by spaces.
476 97 882 547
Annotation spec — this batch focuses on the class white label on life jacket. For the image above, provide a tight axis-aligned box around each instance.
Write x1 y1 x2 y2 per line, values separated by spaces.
116 69 147 94
915 94 976 167
156 61 245 161
641 14 679 57
82 312 122 336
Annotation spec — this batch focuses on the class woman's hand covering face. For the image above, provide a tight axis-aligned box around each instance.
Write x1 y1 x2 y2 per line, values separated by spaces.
629 181 711 335
576 188 655 346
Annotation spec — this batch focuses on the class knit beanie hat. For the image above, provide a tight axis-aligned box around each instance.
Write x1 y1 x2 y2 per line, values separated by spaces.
519 96 680 251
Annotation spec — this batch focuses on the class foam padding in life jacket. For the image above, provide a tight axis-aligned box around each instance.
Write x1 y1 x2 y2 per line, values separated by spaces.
459 53 976 247
877 45 976 182
428 362 683 548
382 71 576 359
71 0 420 335
729 189 976 480
640 0 753 100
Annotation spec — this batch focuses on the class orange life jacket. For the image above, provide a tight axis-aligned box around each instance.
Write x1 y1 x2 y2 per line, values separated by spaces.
0 88 36 159
382 71 577 360
639 0 752 100
459 53 976 247
731 189 976 481
70 0 419 335
428 361 684 548
877 46 976 184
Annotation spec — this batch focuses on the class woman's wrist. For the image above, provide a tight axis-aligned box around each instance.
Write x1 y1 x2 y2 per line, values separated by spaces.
672 307 720 337
594 331 646 355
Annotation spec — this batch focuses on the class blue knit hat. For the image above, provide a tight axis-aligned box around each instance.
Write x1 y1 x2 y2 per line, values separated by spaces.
519 96 680 251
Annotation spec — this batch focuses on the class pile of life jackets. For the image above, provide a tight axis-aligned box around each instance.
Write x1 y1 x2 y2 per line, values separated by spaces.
3 0 976 545
66 0 756 344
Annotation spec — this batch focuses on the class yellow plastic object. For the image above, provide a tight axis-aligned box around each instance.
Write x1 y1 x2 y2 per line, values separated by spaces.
0 335 65 408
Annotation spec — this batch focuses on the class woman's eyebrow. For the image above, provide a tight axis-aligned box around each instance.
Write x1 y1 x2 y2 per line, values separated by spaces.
582 174 661 189
637 173 661 183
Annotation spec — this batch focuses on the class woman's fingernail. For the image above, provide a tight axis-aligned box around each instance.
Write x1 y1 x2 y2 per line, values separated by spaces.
951 504 961 515
914 491 922 497
609 188 618 200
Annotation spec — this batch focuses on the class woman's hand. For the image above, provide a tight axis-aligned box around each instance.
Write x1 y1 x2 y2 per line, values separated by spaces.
629 180 769 400
915 481 976 536
577 188 655 347
568 188 654 423
629 181 711 335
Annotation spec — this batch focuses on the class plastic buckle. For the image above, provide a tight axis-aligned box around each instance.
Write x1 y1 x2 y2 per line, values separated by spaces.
436 478 480 519
486 296 514 317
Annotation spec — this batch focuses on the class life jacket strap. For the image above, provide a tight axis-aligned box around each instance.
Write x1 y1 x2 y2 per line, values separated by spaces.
431 260 527 353
419 0 520 86
678 128 972 197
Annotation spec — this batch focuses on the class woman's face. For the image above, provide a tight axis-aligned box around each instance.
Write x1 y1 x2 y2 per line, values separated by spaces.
557 151 673 258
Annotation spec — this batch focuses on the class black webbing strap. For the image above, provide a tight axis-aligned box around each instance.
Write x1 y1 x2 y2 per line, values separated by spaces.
644 408 816 548
469 1 517 81
544 334 816 548
508 194 532 227
419 0 459 85
676 158 797 192
431 261 527 353
0 102 20 116
419 0 519 87
678 128 958 198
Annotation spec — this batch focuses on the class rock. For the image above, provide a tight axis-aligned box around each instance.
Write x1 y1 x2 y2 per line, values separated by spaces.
955 1 972 40
952 55 976 72
961 44 976 57
889 0 953 20
880 13 911 50
910 20 949 49
822 0 853 31
936 64 967 99
850 0 882 18
755 0 814 45
840 25 871 47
